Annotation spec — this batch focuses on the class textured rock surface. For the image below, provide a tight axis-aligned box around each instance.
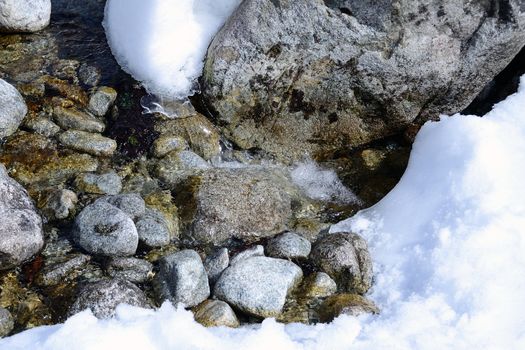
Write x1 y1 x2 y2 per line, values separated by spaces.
155 150 209 185
95 193 145 219
229 245 264 266
193 300 239 328
202 0 525 161
59 130 117 157
39 188 78 221
266 232 311 259
177 168 293 246
69 279 151 318
0 79 27 138
0 0 51 32
88 86 117 117
204 248 229 286
0 164 44 269
135 208 172 247
75 172 122 195
0 307 13 337
36 254 91 286
214 256 303 318
53 106 105 133
302 272 337 298
73 201 138 257
106 257 153 284
310 232 373 294
156 250 210 307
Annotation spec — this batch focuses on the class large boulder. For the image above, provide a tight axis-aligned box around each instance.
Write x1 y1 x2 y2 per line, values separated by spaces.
0 164 44 270
214 256 303 318
176 167 294 246
0 0 51 32
0 79 27 139
202 0 525 161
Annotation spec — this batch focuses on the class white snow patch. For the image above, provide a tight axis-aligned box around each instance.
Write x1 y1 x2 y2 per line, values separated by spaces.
291 161 360 204
103 0 241 116
4 78 525 349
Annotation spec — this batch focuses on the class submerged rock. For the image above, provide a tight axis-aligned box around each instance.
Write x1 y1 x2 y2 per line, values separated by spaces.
39 188 78 221
69 279 151 319
75 171 122 195
0 79 27 139
214 256 303 318
88 87 117 117
310 232 373 294
36 254 91 287
73 201 138 257
202 0 525 161
0 164 44 270
59 130 117 157
156 250 210 308
155 150 209 185
53 106 105 133
106 257 153 284
0 0 51 32
193 300 239 328
176 168 293 246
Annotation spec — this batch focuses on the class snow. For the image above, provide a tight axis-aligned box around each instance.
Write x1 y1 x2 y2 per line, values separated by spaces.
103 0 241 116
3 77 525 349
291 161 360 204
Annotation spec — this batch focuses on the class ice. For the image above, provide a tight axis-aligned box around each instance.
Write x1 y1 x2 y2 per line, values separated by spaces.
103 0 241 116
3 77 525 348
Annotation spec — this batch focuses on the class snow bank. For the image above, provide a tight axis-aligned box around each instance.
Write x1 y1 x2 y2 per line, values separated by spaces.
4 79 525 349
103 0 241 115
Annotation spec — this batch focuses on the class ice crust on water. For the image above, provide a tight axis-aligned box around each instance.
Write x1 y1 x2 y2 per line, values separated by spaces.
291 161 360 204
103 0 241 116
4 77 525 348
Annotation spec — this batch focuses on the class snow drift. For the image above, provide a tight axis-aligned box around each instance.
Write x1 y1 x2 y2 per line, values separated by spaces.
103 0 241 116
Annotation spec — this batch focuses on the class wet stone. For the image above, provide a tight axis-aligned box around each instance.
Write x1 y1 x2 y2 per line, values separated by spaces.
266 232 311 260
58 130 117 157
0 78 27 139
36 254 91 287
317 294 379 323
106 257 153 284
155 150 209 185
95 193 145 219
24 116 60 137
135 208 172 248
53 106 105 133
152 135 188 158
88 87 117 117
0 307 14 338
193 300 239 328
39 188 78 221
302 272 337 299
78 63 101 87
75 171 122 195
204 248 229 286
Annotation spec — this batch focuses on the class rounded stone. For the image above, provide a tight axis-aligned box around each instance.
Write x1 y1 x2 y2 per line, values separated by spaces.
73 201 139 257
0 79 27 138
106 257 153 284
193 300 239 328
156 250 210 308
204 248 229 286
95 193 145 219
310 232 373 294
317 293 379 323
0 307 14 338
266 232 311 259
135 208 172 248
69 279 151 319
303 272 337 298
88 87 117 117
214 256 303 318
0 0 51 32
75 172 122 195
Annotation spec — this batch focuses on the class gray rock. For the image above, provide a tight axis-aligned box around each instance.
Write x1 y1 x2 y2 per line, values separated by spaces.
24 116 60 137
0 164 44 270
310 232 373 294
229 245 264 266
303 272 337 299
0 79 27 138
155 150 209 185
53 106 105 133
202 0 525 161
135 208 172 248
193 300 239 328
266 232 311 259
204 248 229 286
36 254 91 287
214 256 303 318
0 307 13 338
78 64 101 87
40 188 78 221
106 257 153 284
88 87 117 117
69 279 151 318
73 201 138 257
152 135 188 158
75 171 122 195
156 250 210 308
95 193 145 219
177 168 293 246
59 130 117 157
0 0 51 32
